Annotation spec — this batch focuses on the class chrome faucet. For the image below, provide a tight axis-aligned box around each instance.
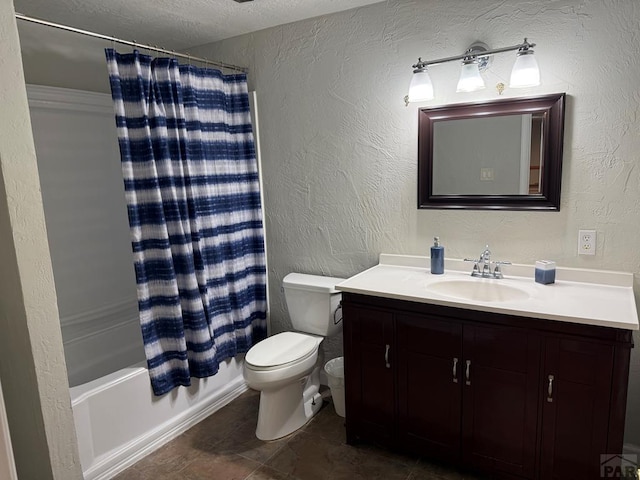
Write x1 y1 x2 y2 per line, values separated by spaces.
464 245 511 279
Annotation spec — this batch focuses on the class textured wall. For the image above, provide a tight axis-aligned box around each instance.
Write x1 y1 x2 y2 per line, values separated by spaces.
19 20 112 93
0 2 81 478
190 0 640 448
14 0 383 49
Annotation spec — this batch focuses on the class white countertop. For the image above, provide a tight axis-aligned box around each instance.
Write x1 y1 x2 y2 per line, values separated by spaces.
336 254 639 331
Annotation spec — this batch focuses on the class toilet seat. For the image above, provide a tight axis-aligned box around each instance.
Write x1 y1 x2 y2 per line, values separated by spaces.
245 332 321 371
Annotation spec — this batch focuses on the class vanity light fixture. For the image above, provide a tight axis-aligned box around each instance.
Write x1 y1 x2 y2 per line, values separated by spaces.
405 38 540 105
510 42 540 87
407 63 434 102
456 57 485 93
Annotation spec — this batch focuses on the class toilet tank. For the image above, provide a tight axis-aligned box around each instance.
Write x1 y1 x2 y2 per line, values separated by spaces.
282 273 346 337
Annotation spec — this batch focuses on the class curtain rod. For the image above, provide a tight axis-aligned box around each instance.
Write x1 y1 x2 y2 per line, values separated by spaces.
15 12 248 74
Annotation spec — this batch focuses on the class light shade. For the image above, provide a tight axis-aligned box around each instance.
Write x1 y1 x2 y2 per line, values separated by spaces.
510 51 540 87
456 61 485 92
408 69 434 102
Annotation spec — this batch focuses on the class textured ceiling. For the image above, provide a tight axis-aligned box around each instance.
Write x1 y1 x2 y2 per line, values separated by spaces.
13 0 385 50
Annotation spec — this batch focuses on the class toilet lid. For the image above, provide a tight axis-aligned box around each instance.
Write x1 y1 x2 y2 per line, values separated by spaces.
245 332 320 368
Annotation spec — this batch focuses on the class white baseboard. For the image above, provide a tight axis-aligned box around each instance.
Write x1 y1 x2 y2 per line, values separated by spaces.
87 380 248 480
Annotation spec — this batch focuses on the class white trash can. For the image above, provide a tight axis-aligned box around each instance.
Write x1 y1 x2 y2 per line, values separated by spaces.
324 357 345 417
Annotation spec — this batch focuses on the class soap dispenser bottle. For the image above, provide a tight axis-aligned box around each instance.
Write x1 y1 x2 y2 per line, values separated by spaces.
431 237 444 274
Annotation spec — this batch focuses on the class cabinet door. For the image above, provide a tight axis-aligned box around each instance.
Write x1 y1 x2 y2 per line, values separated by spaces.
343 303 395 445
540 337 614 479
396 314 463 462
461 324 541 479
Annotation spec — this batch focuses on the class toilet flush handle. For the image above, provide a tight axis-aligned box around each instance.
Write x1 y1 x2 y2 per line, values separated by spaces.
333 302 343 325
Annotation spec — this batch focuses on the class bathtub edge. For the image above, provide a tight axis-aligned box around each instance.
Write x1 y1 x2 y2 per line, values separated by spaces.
84 377 248 480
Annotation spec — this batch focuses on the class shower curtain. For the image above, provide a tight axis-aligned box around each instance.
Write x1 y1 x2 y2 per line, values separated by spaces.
105 49 267 396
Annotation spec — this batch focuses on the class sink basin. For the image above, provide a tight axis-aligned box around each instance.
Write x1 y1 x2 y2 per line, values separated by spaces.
428 279 531 303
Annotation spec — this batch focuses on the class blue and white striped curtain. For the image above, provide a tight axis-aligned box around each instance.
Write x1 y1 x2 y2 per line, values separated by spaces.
105 49 267 396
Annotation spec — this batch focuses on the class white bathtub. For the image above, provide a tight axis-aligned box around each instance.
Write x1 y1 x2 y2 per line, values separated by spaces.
70 355 248 480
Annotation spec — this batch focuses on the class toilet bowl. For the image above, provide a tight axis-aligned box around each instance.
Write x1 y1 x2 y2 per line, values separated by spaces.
243 273 345 441
244 332 324 440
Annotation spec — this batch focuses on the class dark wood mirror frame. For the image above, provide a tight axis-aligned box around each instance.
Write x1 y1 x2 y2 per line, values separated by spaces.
418 93 566 211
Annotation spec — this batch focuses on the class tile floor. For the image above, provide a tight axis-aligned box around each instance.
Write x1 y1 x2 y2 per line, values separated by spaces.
113 388 484 480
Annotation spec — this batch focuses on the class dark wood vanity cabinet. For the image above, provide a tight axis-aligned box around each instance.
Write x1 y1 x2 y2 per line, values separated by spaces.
343 305 395 445
343 293 633 480
459 322 541 478
539 338 619 479
395 313 463 464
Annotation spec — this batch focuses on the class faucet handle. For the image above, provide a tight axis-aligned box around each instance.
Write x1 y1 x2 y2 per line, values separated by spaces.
492 261 511 279
471 263 481 277
464 258 481 277
481 245 491 262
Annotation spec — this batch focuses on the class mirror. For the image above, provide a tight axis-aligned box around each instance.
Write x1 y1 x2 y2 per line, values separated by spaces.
418 93 565 210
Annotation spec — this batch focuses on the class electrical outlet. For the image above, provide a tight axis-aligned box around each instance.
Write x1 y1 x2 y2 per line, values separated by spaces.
578 229 596 255
480 168 494 181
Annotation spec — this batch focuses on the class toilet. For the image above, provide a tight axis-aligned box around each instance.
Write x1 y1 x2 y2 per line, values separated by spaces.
243 272 345 441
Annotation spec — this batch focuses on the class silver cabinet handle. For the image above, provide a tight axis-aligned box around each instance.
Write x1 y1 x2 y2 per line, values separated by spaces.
547 374 554 402
465 360 471 385
452 357 458 383
385 344 390 368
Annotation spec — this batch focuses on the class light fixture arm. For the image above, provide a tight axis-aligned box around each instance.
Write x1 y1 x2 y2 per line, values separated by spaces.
412 38 535 70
